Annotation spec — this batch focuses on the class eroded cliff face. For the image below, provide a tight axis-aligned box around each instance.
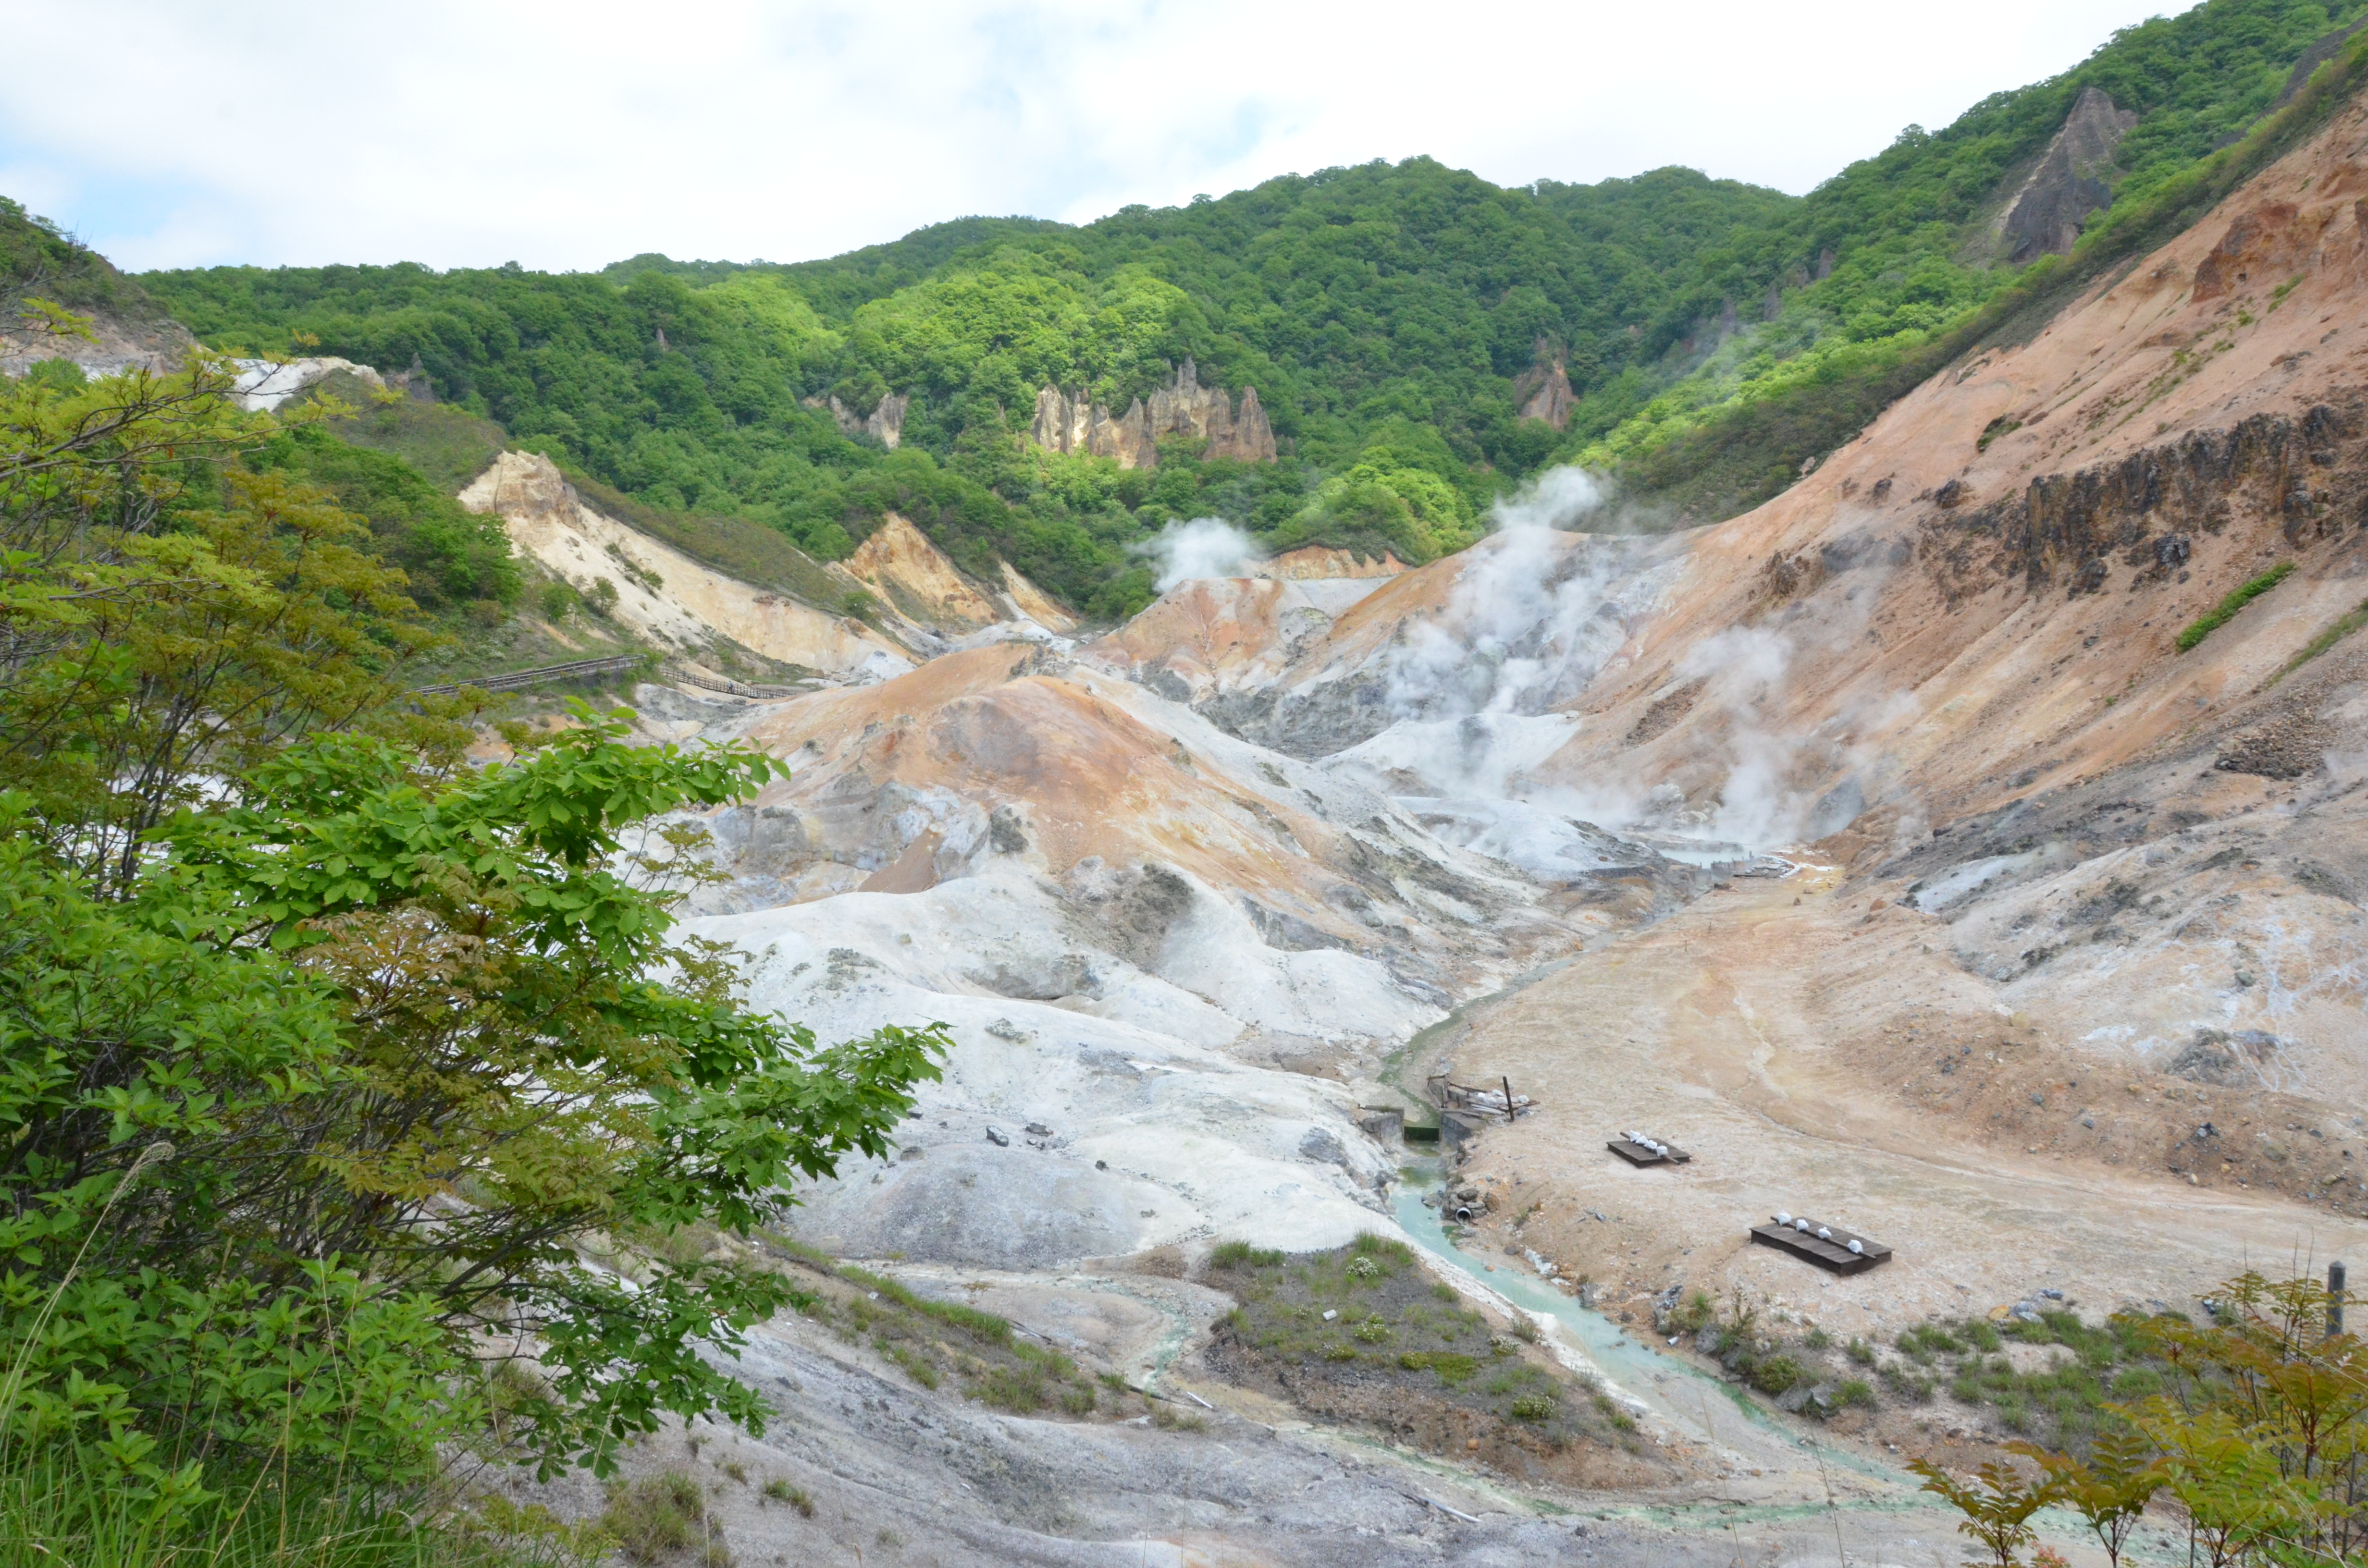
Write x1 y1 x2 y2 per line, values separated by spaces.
1512 337 1576 429
1027 357 1277 467
1986 85 2140 262
459 450 911 679
0 306 191 379
830 511 1061 638
804 391 907 448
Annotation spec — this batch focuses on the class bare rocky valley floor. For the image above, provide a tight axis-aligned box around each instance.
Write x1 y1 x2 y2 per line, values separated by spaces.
472 87 2368 1568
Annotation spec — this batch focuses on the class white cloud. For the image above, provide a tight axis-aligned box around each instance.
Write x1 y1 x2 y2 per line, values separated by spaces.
2 0 2181 272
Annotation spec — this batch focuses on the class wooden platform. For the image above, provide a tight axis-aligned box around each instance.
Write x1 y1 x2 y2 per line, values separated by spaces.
1608 1137 1690 1167
1749 1219 1892 1274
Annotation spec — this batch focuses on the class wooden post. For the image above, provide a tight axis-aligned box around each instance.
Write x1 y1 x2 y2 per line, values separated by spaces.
1501 1076 1515 1120
2331 1261 2347 1340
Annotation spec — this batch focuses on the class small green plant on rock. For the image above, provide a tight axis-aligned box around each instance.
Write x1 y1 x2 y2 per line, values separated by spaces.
761 1478 814 1516
1749 1355 1804 1396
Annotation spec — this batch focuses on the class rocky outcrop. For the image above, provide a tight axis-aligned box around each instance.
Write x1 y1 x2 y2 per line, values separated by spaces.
805 392 907 448
1027 358 1276 468
1512 338 1575 429
230 356 385 412
2188 200 2349 303
1148 357 1277 462
1029 385 1156 467
1991 86 2139 261
1929 398 2365 597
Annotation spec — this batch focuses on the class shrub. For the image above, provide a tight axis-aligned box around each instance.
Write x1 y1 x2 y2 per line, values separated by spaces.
1509 1392 1557 1421
2177 561 2294 651
1750 1356 1805 1395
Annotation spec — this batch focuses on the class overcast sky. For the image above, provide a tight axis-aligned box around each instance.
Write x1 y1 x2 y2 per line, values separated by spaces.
4 0 2183 275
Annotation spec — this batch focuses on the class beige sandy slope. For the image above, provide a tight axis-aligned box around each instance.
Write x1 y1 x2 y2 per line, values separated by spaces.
831 510 1070 636
1261 544 1409 580
1082 574 1401 700
460 451 910 677
1538 94 2368 824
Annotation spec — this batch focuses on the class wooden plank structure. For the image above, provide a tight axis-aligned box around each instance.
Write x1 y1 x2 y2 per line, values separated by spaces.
1425 1073 1533 1123
1608 1134 1691 1167
1749 1215 1892 1275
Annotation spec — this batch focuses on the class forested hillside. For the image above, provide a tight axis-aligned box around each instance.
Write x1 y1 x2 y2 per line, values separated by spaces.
125 0 2368 615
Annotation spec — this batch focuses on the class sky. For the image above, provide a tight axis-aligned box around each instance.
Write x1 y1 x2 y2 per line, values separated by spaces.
2 0 2187 275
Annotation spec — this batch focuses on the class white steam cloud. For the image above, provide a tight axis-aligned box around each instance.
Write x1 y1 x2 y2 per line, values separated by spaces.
1362 466 1648 735
1328 466 1672 830
1148 517 1264 591
1317 463 1924 857
1677 625 1802 846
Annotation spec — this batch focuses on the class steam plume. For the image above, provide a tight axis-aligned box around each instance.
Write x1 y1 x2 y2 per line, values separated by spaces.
1148 518 1263 590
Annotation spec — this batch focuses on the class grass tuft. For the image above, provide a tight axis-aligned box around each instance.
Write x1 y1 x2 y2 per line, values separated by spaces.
1208 1239 1285 1270
2177 561 2294 652
760 1477 814 1517
601 1470 728 1566
2270 595 2368 684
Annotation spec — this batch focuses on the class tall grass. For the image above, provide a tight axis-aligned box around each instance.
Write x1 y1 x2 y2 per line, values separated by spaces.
0 1439 578 1568
0 1151 584 1568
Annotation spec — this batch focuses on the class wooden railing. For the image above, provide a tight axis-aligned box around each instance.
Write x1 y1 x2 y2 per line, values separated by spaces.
410 654 646 697
411 655 806 701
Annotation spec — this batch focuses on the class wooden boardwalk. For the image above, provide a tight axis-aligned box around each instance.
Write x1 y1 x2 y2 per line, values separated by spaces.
1607 1136 1690 1167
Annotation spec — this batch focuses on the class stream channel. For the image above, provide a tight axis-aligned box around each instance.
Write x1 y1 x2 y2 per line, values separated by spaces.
1389 1166 1936 1529
1382 1169 2201 1561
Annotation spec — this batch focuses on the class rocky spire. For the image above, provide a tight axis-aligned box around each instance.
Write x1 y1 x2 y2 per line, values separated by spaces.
1025 357 1275 467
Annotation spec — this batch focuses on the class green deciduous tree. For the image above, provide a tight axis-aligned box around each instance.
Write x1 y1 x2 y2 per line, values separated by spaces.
0 316 949 1517
1916 1270 2367 1568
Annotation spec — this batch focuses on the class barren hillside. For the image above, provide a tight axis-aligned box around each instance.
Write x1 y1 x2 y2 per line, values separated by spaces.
436 75 2368 1568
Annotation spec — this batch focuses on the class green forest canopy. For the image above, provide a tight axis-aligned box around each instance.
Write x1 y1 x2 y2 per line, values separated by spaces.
121 0 2368 618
